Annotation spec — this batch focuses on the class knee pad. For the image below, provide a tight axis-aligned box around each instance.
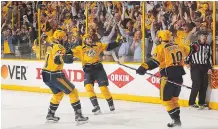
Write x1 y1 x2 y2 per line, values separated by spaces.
100 86 112 99
85 84 96 98
50 92 64 104
162 99 176 111
172 97 180 108
69 88 79 104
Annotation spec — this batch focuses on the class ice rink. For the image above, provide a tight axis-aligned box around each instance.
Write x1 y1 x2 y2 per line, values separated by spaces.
1 90 218 129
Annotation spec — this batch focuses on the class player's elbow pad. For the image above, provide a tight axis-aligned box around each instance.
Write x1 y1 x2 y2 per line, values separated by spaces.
106 41 120 51
147 58 159 70
54 55 62 65
63 54 74 64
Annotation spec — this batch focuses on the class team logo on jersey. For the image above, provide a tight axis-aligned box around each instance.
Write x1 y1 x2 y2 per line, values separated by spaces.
85 49 96 57
108 68 134 88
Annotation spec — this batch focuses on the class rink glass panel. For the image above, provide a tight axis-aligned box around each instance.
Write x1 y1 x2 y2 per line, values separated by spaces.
1 3 35 60
86 1 144 63
1 1 145 64
2 1 218 65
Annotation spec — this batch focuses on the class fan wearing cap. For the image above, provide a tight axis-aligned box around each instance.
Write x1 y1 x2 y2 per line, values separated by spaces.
41 29 88 123
186 31 213 110
136 30 199 127
71 34 126 115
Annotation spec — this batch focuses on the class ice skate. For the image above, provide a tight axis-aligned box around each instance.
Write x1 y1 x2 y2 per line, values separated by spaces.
46 113 60 123
109 105 115 113
167 119 181 127
75 113 89 126
92 106 102 115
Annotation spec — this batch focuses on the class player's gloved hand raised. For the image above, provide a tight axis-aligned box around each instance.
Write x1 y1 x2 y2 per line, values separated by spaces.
136 65 147 75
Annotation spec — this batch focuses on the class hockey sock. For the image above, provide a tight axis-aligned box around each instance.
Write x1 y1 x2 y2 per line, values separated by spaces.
49 92 64 114
50 92 64 104
90 96 99 107
85 84 99 107
48 102 59 114
69 88 79 104
168 107 180 120
162 99 176 111
85 84 96 97
71 101 82 114
106 97 114 106
100 86 113 106
100 86 112 99
69 88 82 114
172 97 179 108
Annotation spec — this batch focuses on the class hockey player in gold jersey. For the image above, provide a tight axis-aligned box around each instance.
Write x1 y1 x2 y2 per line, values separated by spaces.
136 30 199 127
41 30 88 124
71 34 126 115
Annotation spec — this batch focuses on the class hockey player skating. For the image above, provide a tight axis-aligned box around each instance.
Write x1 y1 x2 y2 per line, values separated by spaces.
41 30 88 125
70 34 126 115
136 30 199 127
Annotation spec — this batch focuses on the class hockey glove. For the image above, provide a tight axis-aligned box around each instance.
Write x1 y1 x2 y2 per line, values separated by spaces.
63 54 74 64
136 65 147 75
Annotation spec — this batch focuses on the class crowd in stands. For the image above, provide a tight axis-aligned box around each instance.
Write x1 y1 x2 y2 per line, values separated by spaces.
1 1 217 64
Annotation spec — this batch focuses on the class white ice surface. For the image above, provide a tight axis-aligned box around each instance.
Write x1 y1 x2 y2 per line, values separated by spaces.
1 90 218 129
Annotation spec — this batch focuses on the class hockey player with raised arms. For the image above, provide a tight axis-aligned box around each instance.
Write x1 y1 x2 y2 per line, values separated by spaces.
70 34 126 115
136 30 199 127
41 29 88 125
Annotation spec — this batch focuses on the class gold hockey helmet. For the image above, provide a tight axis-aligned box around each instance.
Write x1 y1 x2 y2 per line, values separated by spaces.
157 30 172 41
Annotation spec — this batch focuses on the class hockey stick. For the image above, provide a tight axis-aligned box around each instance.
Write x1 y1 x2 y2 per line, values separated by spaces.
111 51 192 89
110 24 192 89
118 63 192 89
